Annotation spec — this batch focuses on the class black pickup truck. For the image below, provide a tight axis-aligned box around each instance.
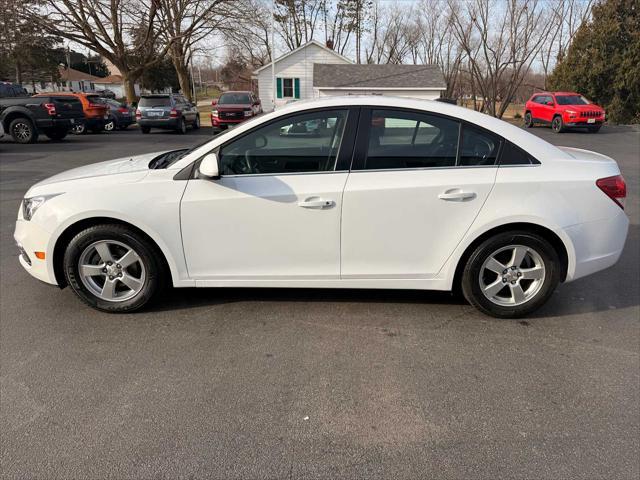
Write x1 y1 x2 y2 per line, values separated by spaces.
0 85 85 143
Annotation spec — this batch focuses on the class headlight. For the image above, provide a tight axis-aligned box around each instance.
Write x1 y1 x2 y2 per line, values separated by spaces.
566 110 577 116
22 193 62 221
211 109 218 117
244 110 252 117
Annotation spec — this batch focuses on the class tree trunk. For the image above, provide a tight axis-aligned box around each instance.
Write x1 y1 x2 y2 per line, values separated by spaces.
122 74 137 104
172 55 192 102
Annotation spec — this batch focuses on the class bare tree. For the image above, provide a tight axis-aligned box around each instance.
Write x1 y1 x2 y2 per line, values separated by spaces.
225 0 273 68
448 0 557 118
274 0 324 50
155 0 238 101
40 0 167 102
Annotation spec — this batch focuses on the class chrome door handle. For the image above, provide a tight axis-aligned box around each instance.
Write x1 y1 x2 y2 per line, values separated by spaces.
298 197 334 209
438 189 477 201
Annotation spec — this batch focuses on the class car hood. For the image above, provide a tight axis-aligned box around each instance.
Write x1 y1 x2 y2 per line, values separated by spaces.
558 104 603 111
29 151 166 191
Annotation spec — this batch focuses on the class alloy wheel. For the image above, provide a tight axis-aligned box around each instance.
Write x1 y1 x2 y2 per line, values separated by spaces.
479 244 545 306
12 122 32 142
104 120 115 131
72 124 86 134
78 240 146 302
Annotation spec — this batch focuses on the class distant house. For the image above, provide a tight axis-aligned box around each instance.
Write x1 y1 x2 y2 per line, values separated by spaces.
254 40 447 111
33 67 169 99
313 64 447 100
254 40 353 112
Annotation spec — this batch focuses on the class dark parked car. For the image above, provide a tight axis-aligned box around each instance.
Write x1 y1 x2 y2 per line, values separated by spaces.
136 94 200 134
0 94 84 143
103 99 135 131
0 82 29 98
95 89 116 99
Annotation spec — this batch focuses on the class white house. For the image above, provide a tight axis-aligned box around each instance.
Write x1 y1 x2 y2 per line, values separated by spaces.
254 41 447 111
254 40 352 112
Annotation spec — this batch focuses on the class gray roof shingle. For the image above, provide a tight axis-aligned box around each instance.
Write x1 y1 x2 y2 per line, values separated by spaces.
313 64 446 89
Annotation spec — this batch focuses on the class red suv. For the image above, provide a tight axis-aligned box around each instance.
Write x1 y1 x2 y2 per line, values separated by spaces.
211 91 262 133
524 92 605 133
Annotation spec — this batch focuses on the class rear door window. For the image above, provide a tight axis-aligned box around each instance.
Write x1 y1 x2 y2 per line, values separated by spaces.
458 124 502 166
139 97 172 107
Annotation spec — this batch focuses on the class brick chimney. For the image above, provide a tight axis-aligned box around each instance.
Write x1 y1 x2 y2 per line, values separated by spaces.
326 39 334 50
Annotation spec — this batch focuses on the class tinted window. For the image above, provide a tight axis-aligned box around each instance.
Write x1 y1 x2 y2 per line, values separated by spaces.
218 109 348 175
362 110 460 170
500 141 539 165
556 95 590 105
459 124 501 166
86 95 106 104
219 93 251 104
139 96 172 107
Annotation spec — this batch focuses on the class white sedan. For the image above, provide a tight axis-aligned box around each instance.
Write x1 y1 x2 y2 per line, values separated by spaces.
14 96 628 318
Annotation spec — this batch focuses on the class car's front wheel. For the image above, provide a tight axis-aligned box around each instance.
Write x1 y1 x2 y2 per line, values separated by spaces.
551 116 564 133
104 118 116 131
461 231 560 318
9 117 38 143
63 224 166 312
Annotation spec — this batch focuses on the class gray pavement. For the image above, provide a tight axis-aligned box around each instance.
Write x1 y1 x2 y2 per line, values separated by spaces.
1 125 639 479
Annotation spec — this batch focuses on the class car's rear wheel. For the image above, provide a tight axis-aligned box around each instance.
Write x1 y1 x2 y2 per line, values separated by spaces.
524 112 533 128
44 127 68 141
461 231 560 318
551 116 564 133
141 126 150 134
9 117 38 143
177 118 187 134
104 118 116 131
71 123 86 135
63 224 166 312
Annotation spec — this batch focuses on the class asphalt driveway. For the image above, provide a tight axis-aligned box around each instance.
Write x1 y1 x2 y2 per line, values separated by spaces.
1 125 638 479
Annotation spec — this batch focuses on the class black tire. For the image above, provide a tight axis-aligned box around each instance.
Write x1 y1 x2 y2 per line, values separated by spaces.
9 117 38 143
71 123 86 135
212 127 220 135
177 118 187 134
551 115 564 133
141 126 151 134
44 127 68 141
588 125 601 133
523 111 533 128
104 118 116 132
118 124 129 131
461 231 561 318
63 224 166 313
192 115 200 130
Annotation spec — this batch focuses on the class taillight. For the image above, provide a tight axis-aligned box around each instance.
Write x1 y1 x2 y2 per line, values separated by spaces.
170 109 179 118
43 103 56 116
135 109 141 118
88 103 102 109
596 175 626 209
117 107 128 113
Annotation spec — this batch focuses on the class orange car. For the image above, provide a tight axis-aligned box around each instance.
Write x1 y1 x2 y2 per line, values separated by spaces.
34 92 109 134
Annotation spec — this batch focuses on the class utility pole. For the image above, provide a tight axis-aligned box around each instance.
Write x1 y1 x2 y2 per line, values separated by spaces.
271 0 276 112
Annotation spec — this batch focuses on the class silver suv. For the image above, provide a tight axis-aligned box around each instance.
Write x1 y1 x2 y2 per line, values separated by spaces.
136 94 200 134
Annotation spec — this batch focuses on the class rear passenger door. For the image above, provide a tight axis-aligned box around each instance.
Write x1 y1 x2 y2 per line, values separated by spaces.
341 108 501 279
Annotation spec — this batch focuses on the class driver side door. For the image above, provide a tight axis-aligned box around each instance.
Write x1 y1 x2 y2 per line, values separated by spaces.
180 108 355 283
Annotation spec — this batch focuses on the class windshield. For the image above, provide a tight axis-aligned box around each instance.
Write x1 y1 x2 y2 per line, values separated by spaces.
218 93 251 104
556 95 590 105
149 137 215 169
139 96 172 107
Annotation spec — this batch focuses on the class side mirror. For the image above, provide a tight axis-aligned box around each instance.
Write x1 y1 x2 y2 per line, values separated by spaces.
199 152 219 178
211 99 218 106
546 101 554 106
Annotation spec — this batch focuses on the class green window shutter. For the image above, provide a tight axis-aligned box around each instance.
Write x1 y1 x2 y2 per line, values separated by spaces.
276 78 282 99
294 78 301 99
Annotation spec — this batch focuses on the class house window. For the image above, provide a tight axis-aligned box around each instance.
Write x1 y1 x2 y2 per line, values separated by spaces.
276 78 300 99
283 78 294 97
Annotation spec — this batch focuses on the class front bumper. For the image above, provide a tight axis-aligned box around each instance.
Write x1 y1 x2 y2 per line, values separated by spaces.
564 119 604 127
564 211 629 282
14 218 58 285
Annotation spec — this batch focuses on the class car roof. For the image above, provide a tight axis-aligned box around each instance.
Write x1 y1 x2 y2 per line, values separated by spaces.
533 91 580 96
172 95 572 170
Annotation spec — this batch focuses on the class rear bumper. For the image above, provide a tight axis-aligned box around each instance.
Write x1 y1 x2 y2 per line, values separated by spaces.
14 218 57 285
564 211 629 282
138 118 180 129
